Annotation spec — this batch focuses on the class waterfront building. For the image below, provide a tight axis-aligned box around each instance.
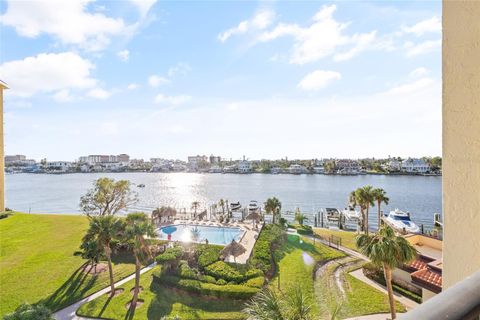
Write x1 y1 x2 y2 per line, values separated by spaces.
288 164 307 174
209 155 221 164
238 160 252 173
187 155 208 171
5 155 26 164
401 158 430 174
47 161 72 172
209 165 222 173
313 166 325 174
270 167 282 174
387 159 402 172
79 154 130 165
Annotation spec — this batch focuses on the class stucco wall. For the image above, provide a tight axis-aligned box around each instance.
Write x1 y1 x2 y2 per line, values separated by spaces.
422 288 437 302
442 1 480 289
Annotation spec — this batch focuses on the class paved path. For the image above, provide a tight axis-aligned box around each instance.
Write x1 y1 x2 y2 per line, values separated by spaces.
53 262 156 320
344 313 394 320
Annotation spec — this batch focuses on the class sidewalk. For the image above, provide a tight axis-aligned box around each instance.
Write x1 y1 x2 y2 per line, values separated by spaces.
53 262 156 320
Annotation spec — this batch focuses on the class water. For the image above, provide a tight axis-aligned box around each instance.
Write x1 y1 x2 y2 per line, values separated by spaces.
157 224 242 245
5 172 441 230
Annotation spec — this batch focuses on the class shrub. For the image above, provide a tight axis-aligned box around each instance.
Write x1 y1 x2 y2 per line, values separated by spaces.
216 279 227 285
159 275 258 299
4 303 54 320
197 245 222 269
200 275 217 284
156 245 184 272
179 261 199 280
249 224 286 274
0 213 9 220
204 261 244 283
295 224 313 235
244 276 265 288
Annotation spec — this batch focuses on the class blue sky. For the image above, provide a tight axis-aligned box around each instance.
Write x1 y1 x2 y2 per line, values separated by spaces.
0 0 441 161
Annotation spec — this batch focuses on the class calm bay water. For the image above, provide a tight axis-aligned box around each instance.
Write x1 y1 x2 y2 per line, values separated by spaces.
5 172 441 230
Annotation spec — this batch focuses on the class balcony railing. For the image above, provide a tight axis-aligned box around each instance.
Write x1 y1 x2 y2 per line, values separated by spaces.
400 270 480 320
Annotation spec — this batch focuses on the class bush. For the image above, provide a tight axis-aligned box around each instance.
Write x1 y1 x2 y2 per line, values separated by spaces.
159 275 258 299
179 261 199 280
4 303 54 320
244 276 265 288
216 279 227 285
200 275 217 284
156 245 184 272
204 261 244 283
197 245 222 269
249 224 286 274
296 225 313 235
0 213 9 220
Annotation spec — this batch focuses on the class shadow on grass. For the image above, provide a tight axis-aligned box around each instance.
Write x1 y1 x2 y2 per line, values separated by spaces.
39 262 97 311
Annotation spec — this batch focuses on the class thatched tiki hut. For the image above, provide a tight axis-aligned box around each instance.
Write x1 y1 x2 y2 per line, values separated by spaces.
151 207 177 225
221 240 246 264
245 210 262 229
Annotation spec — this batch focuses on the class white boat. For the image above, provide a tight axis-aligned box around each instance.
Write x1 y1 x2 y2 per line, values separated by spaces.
230 202 242 211
343 205 361 221
325 208 341 222
383 209 420 234
248 200 259 212
137 184 145 188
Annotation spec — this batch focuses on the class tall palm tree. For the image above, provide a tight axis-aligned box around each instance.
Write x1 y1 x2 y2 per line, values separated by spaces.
372 188 389 229
191 201 200 219
264 197 282 224
356 225 416 320
82 215 123 296
354 186 375 235
218 199 226 216
123 212 156 310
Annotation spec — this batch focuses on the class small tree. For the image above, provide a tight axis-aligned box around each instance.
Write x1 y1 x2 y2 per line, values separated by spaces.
156 246 184 273
294 208 308 226
4 303 54 320
79 238 102 273
356 226 416 320
80 178 137 217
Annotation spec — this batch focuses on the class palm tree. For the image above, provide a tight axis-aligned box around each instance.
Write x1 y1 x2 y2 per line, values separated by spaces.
123 212 156 310
372 188 389 229
191 201 200 219
218 199 226 216
82 215 123 296
294 208 308 226
354 186 375 235
356 225 416 320
264 197 282 224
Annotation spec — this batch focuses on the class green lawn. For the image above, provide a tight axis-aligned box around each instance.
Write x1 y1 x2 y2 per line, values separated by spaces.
314 257 406 319
0 213 136 316
270 234 345 318
77 266 246 319
313 228 359 252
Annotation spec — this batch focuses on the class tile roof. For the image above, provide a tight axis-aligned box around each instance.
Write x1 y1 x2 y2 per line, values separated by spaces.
411 268 442 293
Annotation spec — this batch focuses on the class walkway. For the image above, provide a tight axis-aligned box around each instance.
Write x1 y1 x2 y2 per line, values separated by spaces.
53 262 156 320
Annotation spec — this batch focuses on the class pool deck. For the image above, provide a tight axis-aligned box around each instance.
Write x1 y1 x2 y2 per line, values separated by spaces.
168 219 262 264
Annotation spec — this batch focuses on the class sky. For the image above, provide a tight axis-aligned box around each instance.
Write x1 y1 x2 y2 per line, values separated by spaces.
0 0 442 161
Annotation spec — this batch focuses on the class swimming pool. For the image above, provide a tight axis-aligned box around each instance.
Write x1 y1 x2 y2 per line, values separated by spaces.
157 224 243 245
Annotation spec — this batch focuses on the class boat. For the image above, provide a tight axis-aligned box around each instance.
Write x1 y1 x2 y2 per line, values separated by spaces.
230 202 242 211
325 208 341 222
137 184 145 188
343 205 361 221
383 209 420 234
248 200 259 212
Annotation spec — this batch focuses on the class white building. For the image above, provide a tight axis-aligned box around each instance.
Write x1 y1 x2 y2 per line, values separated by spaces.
289 164 307 174
187 155 208 171
313 166 325 174
401 158 430 173
387 159 402 172
238 160 252 173
47 161 72 172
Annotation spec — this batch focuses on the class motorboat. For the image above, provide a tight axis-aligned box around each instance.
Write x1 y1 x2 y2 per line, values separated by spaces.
325 208 341 222
383 209 420 234
137 184 145 188
230 202 242 211
343 205 361 221
248 200 259 212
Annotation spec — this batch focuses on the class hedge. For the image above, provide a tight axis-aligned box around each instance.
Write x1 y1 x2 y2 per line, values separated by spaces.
244 276 265 288
158 274 259 299
249 224 285 274
204 261 263 283
197 245 222 269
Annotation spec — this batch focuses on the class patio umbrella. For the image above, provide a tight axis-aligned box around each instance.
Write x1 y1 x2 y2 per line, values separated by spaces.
221 240 246 264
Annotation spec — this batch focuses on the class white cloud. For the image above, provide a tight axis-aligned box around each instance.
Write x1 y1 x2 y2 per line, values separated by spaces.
127 83 139 90
297 70 341 91
167 62 191 77
0 52 96 97
405 39 441 57
402 17 441 36
218 8 275 42
154 94 191 105
129 0 157 18
53 89 75 102
148 75 169 87
1 0 130 51
409 67 429 78
87 88 111 99
384 78 434 95
256 5 378 64
117 50 130 61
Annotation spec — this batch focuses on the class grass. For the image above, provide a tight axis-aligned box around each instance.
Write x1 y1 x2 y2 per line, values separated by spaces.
270 234 345 318
77 266 246 319
313 228 359 252
0 213 136 316
314 258 406 319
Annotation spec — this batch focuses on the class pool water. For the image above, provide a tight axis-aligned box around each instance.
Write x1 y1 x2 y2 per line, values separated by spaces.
157 224 243 245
